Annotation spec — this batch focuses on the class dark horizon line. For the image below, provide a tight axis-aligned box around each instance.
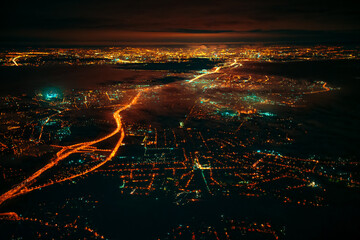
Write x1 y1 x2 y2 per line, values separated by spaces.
1 40 359 49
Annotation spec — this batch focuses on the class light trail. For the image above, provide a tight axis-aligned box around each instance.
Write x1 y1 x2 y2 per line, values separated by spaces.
16 128 126 195
11 56 22 66
252 159 262 168
0 91 143 206
105 92 113 101
36 111 61 143
0 59 240 206
187 59 239 83
0 212 19 219
37 117 51 142
322 82 330 91
188 67 221 83
303 82 331 94
0 142 8 149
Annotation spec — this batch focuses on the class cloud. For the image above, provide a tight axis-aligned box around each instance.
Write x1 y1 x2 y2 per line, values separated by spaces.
1 0 359 45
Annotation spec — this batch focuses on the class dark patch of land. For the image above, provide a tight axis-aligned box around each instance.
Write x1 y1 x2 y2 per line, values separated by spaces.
116 58 220 72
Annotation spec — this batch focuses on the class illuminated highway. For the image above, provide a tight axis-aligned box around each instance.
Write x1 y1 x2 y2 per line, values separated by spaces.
0 91 143 206
187 59 239 83
11 56 21 66
36 111 62 143
0 61 238 206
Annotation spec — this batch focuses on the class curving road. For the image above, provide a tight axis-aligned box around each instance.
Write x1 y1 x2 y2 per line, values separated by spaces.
0 60 239 207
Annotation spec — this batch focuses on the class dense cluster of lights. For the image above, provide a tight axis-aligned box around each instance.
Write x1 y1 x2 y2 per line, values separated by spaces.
0 48 358 239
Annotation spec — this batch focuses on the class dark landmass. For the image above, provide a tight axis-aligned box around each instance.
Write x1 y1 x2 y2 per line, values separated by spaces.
116 58 220 72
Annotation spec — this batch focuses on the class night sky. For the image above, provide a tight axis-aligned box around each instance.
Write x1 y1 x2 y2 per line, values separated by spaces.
1 0 359 46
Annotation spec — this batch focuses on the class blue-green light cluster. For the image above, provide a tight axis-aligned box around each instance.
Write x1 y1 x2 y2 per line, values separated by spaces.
242 94 264 103
259 111 276 117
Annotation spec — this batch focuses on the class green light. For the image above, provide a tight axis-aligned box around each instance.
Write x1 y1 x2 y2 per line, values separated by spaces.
242 94 264 103
259 112 276 117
